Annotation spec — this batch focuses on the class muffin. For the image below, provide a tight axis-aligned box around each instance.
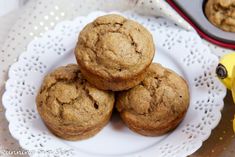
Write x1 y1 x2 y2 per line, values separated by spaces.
75 14 155 91
116 63 190 136
205 0 235 32
36 64 115 140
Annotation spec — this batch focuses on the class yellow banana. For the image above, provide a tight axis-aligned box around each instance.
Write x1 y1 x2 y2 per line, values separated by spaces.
216 52 235 132
234 115 235 133
216 53 235 89
232 66 235 133
232 65 235 103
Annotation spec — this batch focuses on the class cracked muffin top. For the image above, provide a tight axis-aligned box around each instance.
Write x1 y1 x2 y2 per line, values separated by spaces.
36 64 114 127
205 0 235 32
116 63 190 128
75 14 155 79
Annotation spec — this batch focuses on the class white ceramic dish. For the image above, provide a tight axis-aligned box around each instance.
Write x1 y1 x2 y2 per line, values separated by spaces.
2 11 226 157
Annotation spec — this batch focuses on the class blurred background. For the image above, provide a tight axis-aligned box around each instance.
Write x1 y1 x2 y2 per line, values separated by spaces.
0 0 28 16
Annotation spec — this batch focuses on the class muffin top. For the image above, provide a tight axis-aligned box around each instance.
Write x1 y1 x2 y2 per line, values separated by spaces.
75 14 155 79
36 64 114 127
205 0 235 32
116 63 190 128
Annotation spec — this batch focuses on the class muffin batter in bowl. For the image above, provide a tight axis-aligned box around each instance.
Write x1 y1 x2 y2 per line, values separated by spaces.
205 0 235 32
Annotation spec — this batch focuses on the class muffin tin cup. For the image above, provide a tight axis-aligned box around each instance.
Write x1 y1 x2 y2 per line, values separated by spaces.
166 0 235 49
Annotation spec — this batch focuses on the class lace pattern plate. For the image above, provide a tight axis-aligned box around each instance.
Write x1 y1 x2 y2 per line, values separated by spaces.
2 11 226 157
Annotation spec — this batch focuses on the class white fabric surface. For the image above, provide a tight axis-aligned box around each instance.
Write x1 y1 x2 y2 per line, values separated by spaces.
0 0 19 16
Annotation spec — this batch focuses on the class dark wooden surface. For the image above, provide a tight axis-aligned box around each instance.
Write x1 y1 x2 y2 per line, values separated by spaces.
190 91 235 157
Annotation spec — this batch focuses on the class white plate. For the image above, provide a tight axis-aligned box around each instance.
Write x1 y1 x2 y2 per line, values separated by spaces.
2 11 226 157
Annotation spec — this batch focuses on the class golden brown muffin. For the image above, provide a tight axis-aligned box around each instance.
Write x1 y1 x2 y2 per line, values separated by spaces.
205 0 235 32
116 63 190 136
36 64 115 140
75 14 155 91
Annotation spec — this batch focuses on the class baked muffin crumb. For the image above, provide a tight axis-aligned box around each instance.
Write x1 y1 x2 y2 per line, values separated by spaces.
116 63 190 136
36 64 114 140
75 14 155 91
